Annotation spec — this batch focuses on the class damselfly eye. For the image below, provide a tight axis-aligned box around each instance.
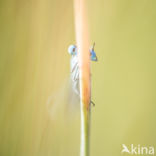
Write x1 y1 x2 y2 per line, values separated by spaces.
68 45 77 55
90 49 98 61
90 43 97 61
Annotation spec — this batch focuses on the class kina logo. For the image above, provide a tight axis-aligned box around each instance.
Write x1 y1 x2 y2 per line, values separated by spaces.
121 144 154 155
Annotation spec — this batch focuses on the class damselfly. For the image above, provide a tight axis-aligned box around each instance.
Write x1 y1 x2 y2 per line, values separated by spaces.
68 43 97 97
47 43 97 120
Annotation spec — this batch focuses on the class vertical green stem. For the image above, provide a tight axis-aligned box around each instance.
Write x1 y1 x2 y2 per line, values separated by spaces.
80 106 91 156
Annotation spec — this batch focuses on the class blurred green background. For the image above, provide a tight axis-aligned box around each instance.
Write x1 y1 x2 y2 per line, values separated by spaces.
0 0 156 155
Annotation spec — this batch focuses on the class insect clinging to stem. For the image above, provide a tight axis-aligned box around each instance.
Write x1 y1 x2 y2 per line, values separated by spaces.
68 43 97 106
46 43 97 120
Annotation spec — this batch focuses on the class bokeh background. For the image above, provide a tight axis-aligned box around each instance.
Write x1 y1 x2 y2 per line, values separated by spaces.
0 0 156 155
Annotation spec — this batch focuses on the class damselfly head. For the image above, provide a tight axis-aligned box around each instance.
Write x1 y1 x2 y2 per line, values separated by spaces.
68 45 77 55
90 43 98 61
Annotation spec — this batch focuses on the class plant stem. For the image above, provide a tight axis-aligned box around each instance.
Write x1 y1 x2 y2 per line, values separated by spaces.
80 106 91 156
74 0 91 156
